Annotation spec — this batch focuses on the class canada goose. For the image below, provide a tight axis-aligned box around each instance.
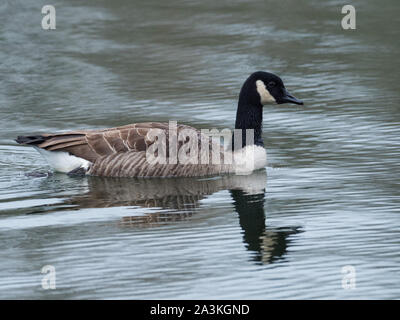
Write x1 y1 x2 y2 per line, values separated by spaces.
16 71 303 177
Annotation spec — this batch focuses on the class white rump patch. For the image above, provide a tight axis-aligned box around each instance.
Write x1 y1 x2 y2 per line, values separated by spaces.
256 80 276 105
35 148 91 173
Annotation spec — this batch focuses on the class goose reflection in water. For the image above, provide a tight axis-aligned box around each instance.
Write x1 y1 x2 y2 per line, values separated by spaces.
35 169 301 264
230 188 301 264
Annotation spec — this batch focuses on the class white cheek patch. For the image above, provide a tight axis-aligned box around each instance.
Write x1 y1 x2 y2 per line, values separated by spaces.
256 80 276 105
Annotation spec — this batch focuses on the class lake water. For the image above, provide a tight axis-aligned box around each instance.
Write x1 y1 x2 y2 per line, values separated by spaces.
0 0 399 299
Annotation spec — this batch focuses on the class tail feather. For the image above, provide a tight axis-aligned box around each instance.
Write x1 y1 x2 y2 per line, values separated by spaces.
15 132 96 163
15 135 47 145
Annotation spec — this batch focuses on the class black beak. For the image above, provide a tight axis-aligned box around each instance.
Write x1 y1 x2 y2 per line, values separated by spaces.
278 88 303 105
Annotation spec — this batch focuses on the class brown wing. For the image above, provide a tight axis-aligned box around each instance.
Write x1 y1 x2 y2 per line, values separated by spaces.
19 122 200 163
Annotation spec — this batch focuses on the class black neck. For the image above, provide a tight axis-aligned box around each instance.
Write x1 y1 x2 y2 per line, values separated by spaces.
232 89 264 150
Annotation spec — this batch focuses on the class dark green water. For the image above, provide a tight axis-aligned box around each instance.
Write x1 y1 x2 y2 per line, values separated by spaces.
0 0 399 299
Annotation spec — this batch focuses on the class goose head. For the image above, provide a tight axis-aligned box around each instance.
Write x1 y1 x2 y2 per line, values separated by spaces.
234 71 303 148
239 71 303 107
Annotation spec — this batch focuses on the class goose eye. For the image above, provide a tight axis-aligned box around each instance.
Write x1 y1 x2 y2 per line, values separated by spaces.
267 81 276 88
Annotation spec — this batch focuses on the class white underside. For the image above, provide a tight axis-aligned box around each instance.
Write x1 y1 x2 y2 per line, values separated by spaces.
232 145 267 175
34 145 266 176
35 148 91 173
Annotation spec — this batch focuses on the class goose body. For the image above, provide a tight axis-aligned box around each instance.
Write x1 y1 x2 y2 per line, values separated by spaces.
16 72 303 178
